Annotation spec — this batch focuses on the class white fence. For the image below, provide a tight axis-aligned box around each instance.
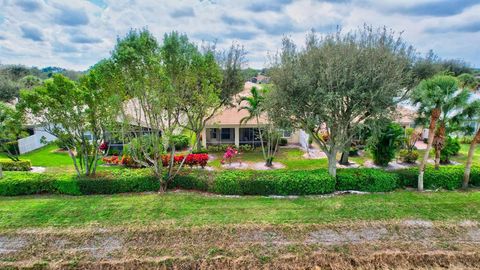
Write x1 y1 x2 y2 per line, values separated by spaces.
18 130 57 154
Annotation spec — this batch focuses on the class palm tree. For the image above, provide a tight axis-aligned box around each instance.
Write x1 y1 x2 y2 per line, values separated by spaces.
460 74 480 189
238 86 279 167
412 75 460 191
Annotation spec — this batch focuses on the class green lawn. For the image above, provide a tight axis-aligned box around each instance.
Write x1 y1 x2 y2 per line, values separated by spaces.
0 191 479 229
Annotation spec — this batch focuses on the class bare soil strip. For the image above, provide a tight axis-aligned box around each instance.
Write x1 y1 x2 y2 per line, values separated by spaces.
1 221 480 269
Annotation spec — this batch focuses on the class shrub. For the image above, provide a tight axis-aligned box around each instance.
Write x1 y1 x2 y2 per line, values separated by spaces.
77 169 159 194
171 134 190 150
239 144 254 152
398 149 419 164
168 170 213 191
369 123 403 166
0 173 80 196
279 138 288 146
440 137 460 164
394 166 478 190
192 148 208 154
161 153 209 168
0 160 32 171
213 170 335 195
336 169 399 192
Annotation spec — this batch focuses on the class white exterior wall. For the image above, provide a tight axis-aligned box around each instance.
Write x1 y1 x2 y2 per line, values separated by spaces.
299 130 310 150
18 127 57 154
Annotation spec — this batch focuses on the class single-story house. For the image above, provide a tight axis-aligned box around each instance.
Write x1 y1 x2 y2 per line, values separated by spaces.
201 82 302 148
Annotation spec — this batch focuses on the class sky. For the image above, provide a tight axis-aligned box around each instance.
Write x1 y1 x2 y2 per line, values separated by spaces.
0 0 479 71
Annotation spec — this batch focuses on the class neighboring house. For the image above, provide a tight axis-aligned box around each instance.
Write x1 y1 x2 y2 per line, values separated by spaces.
394 105 417 129
201 82 302 148
250 74 270 84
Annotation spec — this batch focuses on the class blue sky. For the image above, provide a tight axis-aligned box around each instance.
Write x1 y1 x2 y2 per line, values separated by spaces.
0 0 479 70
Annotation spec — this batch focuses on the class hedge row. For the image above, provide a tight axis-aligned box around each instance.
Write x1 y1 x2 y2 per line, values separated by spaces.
1 166 479 196
0 169 158 196
0 160 32 171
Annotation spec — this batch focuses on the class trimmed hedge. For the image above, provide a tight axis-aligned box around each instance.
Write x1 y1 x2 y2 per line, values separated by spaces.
395 166 480 190
336 169 399 192
1 166 480 197
0 160 32 171
77 169 159 194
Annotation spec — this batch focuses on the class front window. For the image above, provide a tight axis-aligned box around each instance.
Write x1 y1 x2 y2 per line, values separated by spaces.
281 129 292 138
221 128 232 140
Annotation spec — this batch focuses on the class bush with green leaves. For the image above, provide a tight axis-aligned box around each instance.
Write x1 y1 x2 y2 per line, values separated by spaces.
369 123 404 166
0 160 31 171
213 170 335 195
279 138 288 146
394 166 480 190
77 169 158 194
398 149 419 164
440 136 460 164
336 168 399 192
171 134 190 150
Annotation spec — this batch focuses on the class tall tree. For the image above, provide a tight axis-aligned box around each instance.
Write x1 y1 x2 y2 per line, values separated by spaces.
162 32 223 151
411 75 459 190
269 26 415 177
415 78 470 170
0 102 26 175
110 29 194 192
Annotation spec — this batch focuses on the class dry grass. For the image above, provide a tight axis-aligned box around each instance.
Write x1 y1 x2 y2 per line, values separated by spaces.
1 221 480 269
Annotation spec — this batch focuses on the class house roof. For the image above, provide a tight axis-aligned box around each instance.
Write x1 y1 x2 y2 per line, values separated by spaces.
205 82 268 126
394 105 417 126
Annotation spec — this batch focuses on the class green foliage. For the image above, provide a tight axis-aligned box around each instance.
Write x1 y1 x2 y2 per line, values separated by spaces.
77 169 159 194
269 26 416 176
0 102 26 162
369 123 403 166
440 137 460 164
0 173 80 196
171 134 190 150
399 149 419 163
279 138 288 146
336 169 399 192
206 144 255 152
0 160 31 171
213 170 335 195
168 170 213 191
395 166 479 190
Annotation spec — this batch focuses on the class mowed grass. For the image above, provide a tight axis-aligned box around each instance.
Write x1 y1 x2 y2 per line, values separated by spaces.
0 191 479 229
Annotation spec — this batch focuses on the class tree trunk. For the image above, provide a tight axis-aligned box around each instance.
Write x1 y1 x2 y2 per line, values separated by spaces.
434 148 441 170
327 149 337 177
418 108 441 191
67 148 81 177
0 163 3 179
340 150 349 165
433 122 446 170
463 128 480 189
195 130 202 152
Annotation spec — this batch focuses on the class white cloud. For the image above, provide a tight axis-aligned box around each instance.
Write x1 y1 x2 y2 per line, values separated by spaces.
0 0 478 70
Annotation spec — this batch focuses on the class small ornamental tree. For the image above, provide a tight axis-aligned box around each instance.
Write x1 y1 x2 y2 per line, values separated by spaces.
411 75 472 190
238 86 281 167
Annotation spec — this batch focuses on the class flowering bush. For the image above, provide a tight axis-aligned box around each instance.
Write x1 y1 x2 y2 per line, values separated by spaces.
162 153 209 168
99 142 108 151
221 146 238 165
102 156 120 165
103 153 208 168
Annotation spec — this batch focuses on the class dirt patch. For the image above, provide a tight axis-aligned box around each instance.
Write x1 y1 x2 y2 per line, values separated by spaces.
252 162 285 170
0 236 26 254
307 227 388 244
2 222 480 269
221 162 249 170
